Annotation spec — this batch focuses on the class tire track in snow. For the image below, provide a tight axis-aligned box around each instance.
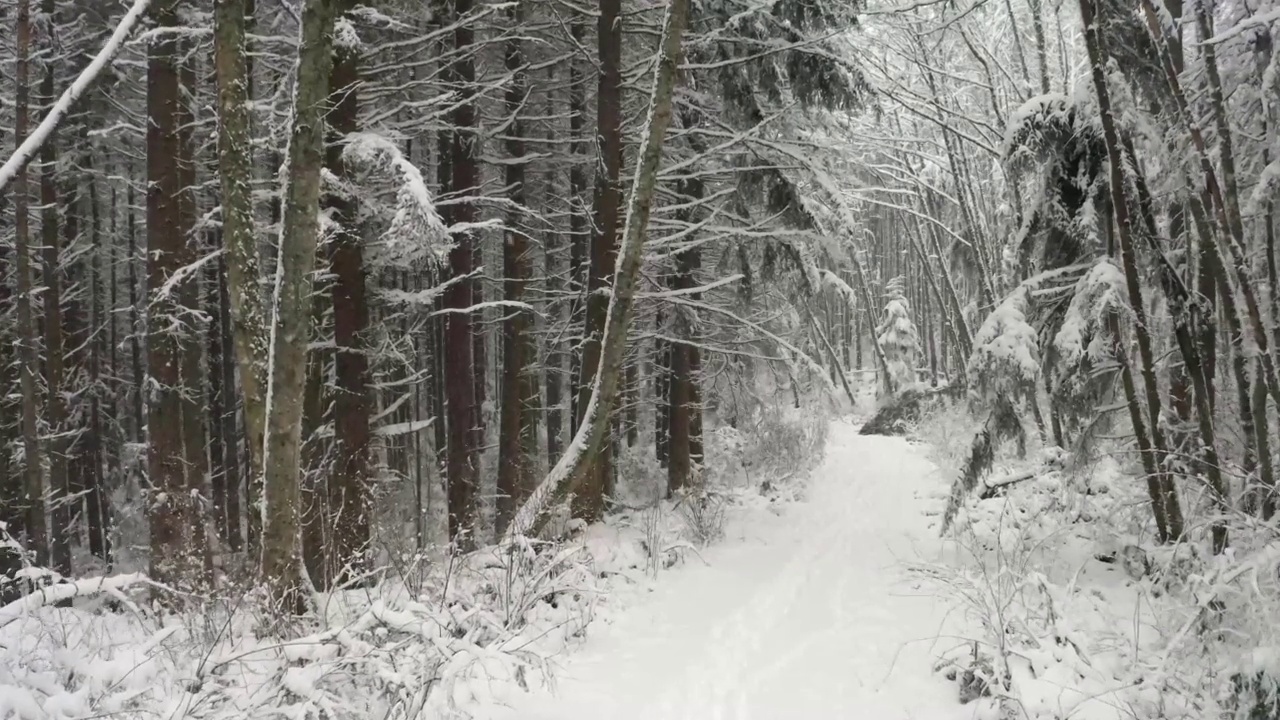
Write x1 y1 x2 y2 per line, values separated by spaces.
650 422 922 718
487 420 973 720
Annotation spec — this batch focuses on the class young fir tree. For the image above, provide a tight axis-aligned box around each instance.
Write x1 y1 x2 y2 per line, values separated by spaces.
875 278 922 393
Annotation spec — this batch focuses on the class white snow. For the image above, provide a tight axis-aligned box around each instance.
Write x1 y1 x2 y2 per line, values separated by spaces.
968 286 1039 403
478 420 976 720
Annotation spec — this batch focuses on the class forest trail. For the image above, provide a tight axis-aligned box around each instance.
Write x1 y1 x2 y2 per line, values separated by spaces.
483 419 978 719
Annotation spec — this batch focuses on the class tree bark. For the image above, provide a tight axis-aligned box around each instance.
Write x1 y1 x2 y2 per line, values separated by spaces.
507 0 691 541
38 13 71 577
497 3 539 536
177 53 212 579
325 0 372 586
567 17 588 431
86 165 110 562
214 0 269 496
656 331 670 468
444 0 480 549
668 165 705 494
260 0 338 610
11 0 47 569
1080 0 1186 543
574 0 624 522
147 0 205 588
209 250 234 550
544 67 565 468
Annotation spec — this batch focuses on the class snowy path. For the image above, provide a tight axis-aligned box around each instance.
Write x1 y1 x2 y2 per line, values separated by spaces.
486 420 974 719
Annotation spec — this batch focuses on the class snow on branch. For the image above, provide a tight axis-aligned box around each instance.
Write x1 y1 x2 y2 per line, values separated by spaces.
1248 159 1280 217
153 249 225 303
0 0 153 195
343 132 451 266
0 573 149 629
968 285 1039 404
1003 93 1073 159
637 273 744 299
428 300 539 319
818 269 859 307
968 263 1091 405
1054 259 1129 370
378 271 467 307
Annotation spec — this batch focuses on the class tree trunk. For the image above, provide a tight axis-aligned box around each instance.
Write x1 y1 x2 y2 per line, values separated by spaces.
127 176 144 443
444 0 480 549
260 0 337 611
214 0 269 493
1030 0 1050 94
0 0 17 581
507 0 691 540
12 0 46 568
147 0 204 589
1080 0 1186 543
86 167 110 562
669 165 705 493
656 332 670 468
38 21 71 577
325 0 372 586
574 0 624 522
177 53 212 579
220 254 244 551
299 297 329 589
496 4 539 536
544 69 565 468
209 249 233 550
567 18 588 431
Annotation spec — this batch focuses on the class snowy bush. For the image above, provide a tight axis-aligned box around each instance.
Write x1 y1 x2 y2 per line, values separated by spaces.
967 286 1040 407
1052 259 1128 374
912 393 980 472
673 487 728 547
0 536 603 720
915 400 1280 720
875 277 921 394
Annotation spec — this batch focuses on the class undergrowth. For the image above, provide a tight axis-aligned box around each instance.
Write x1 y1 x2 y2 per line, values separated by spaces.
0 397 832 719
910 399 1280 720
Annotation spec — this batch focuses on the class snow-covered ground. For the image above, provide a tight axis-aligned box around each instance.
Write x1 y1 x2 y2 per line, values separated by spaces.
480 419 977 719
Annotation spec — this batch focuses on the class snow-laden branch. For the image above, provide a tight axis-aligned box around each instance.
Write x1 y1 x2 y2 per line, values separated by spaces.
818 270 859 307
0 0 153 195
153 249 225 304
1200 6 1280 45
428 300 539 318
343 132 451 265
637 273 743 299
0 573 149 629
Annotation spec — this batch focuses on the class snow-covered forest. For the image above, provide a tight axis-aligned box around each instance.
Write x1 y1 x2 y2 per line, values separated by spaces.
1 0 1279 715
